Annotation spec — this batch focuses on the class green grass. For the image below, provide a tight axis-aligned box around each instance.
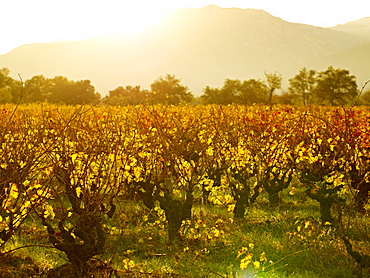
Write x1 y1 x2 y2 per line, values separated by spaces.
1 193 369 278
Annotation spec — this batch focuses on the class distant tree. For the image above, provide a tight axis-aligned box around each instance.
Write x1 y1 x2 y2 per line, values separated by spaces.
237 79 268 104
48 76 100 105
47 76 72 104
150 74 193 105
288 68 317 105
201 78 269 105
0 68 13 88
313 66 357 106
105 85 147 106
201 80 240 105
0 68 16 104
219 79 241 104
200 86 222 104
24 75 52 102
70 80 100 104
265 72 282 107
359 90 370 105
273 91 297 105
10 80 23 103
0 87 12 104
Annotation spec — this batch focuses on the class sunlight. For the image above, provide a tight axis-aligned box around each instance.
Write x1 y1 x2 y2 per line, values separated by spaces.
51 1 170 40
0 1 169 54
96 3 169 35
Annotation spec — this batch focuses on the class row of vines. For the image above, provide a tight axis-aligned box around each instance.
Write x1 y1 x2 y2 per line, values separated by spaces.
0 103 369 277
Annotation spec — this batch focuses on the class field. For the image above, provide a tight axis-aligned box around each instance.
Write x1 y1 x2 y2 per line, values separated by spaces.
0 103 369 278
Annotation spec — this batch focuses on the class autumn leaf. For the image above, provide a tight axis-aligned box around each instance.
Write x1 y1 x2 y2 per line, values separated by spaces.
240 253 253 269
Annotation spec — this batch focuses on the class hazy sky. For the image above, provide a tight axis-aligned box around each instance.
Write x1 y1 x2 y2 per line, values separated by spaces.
1 0 369 55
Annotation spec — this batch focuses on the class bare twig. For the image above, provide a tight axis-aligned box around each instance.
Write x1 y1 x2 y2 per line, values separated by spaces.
351 79 370 108
0 244 56 256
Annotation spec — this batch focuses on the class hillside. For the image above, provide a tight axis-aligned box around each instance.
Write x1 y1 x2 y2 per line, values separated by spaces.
331 17 370 41
0 5 369 96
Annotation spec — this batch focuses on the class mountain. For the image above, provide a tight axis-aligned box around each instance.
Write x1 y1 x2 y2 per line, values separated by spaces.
331 17 370 41
0 5 369 96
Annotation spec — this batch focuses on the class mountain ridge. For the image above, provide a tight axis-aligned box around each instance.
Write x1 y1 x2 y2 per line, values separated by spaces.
1 5 369 96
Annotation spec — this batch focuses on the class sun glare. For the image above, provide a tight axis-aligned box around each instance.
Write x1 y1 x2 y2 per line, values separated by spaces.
0 1 170 54
95 4 169 35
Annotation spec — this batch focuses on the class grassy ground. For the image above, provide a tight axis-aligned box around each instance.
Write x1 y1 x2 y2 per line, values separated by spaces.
1 189 369 278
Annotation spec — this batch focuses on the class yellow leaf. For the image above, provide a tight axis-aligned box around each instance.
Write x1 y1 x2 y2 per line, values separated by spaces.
260 252 267 262
108 153 115 161
253 261 261 269
205 147 214 156
227 204 235 212
289 187 296 195
304 221 311 229
9 183 19 200
76 187 82 198
215 218 224 225
71 153 78 163
44 205 55 219
211 227 221 238
23 180 30 187
240 253 253 270
134 167 141 180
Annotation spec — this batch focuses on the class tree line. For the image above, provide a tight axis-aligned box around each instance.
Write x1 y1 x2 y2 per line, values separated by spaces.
0 69 100 105
202 67 367 106
1 66 369 106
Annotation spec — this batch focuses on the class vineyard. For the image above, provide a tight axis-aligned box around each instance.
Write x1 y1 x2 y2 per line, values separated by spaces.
0 103 369 277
